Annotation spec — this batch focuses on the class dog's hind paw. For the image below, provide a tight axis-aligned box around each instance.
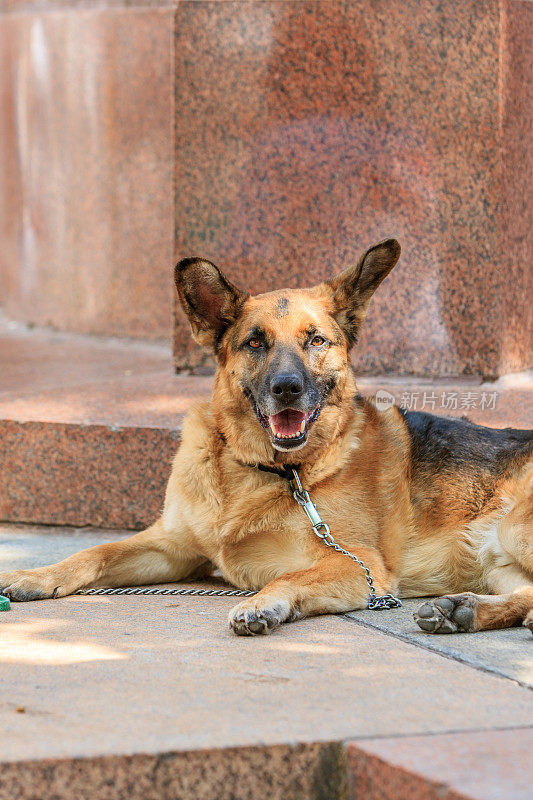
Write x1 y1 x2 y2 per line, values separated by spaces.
228 598 294 636
414 594 477 634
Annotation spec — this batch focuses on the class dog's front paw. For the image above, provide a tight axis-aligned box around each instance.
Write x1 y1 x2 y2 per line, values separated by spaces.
228 597 294 636
414 594 478 634
0 569 58 602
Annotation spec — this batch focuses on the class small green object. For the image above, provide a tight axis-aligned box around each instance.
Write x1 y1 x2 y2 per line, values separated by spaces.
0 594 10 611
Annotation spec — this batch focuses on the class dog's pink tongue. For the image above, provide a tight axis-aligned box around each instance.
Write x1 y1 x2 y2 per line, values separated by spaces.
268 409 306 436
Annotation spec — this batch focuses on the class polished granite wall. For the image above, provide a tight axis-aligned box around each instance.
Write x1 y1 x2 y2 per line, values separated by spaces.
174 0 532 377
0 0 531 375
0 0 174 340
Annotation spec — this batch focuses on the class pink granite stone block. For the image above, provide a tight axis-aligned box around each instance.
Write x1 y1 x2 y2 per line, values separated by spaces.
0 8 174 339
0 742 345 800
0 420 179 529
499 0 533 373
347 729 533 800
174 0 532 378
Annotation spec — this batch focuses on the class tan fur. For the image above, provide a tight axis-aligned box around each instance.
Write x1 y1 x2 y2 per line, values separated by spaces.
2 242 532 637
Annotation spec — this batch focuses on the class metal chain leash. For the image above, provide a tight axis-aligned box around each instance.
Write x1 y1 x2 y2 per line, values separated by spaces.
77 586 256 597
289 469 402 610
77 468 401 610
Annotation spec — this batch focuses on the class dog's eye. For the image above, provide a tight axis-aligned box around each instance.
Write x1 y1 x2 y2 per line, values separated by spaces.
247 338 262 349
310 335 326 347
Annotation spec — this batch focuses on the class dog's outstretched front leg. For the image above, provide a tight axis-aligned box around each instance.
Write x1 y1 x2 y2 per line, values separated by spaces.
0 519 204 601
228 547 394 636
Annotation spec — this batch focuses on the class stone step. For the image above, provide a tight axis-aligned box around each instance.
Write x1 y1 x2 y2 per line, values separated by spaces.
0 318 212 529
347 730 532 800
2 731 531 800
1 524 532 800
1 317 531 530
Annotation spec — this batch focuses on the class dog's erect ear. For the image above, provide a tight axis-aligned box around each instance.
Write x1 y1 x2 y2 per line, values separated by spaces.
175 258 249 348
324 239 401 347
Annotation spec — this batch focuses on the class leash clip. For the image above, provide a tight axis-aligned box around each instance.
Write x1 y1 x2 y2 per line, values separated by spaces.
290 470 335 546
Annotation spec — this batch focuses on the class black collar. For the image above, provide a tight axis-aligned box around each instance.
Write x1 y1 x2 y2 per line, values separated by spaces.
247 462 301 482
217 431 300 482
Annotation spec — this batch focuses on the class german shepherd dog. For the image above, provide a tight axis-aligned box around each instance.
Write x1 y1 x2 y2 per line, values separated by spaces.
2 240 533 636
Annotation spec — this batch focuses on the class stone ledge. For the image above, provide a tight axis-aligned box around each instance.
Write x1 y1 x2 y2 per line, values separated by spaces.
0 419 180 529
2 524 532 799
0 320 212 528
2 730 531 800
347 729 533 800
0 320 531 529
0 742 347 800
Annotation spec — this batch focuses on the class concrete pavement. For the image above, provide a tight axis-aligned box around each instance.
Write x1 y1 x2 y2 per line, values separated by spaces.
1 524 532 799
346 600 533 689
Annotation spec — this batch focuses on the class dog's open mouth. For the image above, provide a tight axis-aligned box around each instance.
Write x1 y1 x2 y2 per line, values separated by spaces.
268 409 312 440
255 405 321 450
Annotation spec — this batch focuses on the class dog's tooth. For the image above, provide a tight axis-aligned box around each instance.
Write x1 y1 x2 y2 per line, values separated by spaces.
299 420 305 434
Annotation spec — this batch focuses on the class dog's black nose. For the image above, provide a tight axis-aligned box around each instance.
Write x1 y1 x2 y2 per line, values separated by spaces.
270 373 304 401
